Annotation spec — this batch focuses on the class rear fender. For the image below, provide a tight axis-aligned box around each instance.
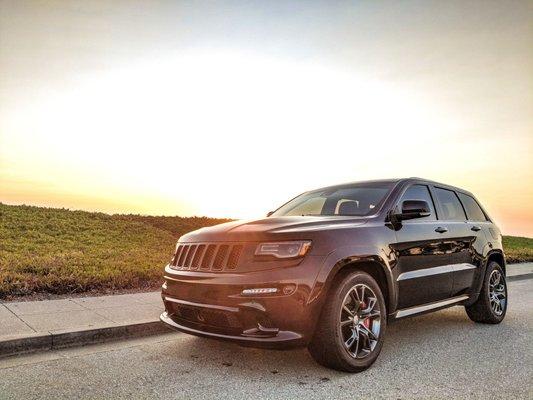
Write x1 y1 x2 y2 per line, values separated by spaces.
464 248 506 306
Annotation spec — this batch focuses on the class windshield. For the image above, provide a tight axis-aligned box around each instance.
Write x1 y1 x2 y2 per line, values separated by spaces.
271 182 394 217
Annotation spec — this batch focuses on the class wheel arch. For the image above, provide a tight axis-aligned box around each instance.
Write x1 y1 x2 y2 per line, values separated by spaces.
465 248 507 307
336 260 392 313
486 250 506 275
321 256 395 314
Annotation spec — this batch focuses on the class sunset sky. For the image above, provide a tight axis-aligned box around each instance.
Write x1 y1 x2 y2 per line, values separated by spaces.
0 0 531 236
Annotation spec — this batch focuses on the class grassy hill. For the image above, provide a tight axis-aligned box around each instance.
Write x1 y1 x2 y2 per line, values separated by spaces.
502 235 533 264
0 203 230 298
0 203 531 299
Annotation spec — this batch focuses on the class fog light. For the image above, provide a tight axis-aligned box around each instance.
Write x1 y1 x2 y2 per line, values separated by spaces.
241 288 278 296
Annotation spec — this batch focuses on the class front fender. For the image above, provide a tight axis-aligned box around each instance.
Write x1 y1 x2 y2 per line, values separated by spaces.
308 244 397 313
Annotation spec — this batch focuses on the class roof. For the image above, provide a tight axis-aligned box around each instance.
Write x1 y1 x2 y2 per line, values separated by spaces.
402 177 474 196
310 177 475 197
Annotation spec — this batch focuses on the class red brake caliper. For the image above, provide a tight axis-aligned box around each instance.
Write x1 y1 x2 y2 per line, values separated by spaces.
361 301 371 329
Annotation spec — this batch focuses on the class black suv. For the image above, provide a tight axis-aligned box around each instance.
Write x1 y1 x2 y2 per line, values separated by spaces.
160 178 507 372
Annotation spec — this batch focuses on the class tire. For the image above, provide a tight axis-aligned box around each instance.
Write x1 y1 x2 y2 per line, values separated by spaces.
465 261 507 324
308 270 387 372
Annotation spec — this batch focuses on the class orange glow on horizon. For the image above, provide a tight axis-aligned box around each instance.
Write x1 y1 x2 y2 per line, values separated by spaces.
0 1 531 237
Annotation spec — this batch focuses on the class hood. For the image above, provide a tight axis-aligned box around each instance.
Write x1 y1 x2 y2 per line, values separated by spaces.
179 215 369 243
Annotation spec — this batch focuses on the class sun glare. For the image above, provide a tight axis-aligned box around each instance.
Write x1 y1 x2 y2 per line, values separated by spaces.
2 48 531 236
2 50 452 218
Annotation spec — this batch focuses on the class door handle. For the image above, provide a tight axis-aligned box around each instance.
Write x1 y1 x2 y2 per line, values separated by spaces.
435 227 448 233
471 226 482 232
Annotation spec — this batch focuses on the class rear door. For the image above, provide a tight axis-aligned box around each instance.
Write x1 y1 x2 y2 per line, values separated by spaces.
432 187 477 297
392 184 454 309
455 192 490 295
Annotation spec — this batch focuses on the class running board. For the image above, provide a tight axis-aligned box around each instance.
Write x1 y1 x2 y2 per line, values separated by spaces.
395 295 469 318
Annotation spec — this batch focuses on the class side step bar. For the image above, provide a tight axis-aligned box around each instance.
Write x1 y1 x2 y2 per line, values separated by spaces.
395 295 469 319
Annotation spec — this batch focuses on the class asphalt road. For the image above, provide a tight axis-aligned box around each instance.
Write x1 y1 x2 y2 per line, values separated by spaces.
1 279 532 400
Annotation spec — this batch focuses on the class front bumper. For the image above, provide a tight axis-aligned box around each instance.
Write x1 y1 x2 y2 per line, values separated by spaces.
160 255 326 348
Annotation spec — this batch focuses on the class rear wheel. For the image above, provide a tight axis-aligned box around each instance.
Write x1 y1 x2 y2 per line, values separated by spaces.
308 271 387 372
465 261 507 324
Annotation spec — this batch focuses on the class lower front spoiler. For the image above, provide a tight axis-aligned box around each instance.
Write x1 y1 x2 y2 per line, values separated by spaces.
160 311 304 349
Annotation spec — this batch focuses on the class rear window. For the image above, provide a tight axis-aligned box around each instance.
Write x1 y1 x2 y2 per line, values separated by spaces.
434 188 466 221
458 193 487 221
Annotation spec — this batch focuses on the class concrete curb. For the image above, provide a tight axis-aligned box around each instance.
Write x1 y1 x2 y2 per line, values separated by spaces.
0 320 171 359
1 263 531 359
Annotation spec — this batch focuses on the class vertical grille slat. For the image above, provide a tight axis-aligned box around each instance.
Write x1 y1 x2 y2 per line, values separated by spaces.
226 245 243 270
177 245 189 267
212 245 229 270
172 245 183 266
190 244 205 270
201 244 217 269
173 243 242 271
184 245 197 268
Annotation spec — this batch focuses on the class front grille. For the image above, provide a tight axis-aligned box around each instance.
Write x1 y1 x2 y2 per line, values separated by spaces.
171 243 243 272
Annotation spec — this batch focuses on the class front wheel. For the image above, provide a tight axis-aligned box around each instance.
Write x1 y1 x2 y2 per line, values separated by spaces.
465 261 507 324
308 271 387 372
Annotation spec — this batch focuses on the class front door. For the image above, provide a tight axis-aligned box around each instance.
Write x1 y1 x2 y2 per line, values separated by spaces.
392 184 462 309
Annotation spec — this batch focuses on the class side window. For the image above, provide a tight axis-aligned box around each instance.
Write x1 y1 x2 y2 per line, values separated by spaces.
434 188 467 221
399 185 437 220
458 193 487 222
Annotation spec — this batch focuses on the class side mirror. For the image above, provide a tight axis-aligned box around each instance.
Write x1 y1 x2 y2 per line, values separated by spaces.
393 200 431 221
266 211 274 217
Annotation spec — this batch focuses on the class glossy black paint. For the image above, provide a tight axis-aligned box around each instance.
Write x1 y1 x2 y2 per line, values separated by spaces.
160 178 505 348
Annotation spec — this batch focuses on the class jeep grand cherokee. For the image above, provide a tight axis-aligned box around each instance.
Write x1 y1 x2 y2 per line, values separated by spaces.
160 178 507 372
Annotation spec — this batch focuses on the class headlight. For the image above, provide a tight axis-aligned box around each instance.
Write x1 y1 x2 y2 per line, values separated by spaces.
255 241 312 259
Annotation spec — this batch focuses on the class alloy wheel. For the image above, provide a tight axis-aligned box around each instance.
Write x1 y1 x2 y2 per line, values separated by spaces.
488 269 506 316
339 284 382 359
